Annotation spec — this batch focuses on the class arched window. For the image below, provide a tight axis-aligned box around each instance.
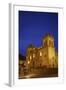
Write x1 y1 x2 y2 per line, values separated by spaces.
49 40 54 47
28 61 30 64
40 51 42 56
30 56 32 60
33 54 35 58
44 40 47 46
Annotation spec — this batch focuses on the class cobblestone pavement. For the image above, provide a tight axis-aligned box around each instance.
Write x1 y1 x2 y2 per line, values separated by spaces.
19 68 58 79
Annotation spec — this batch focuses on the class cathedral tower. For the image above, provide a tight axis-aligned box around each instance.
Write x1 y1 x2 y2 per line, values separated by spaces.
42 34 57 68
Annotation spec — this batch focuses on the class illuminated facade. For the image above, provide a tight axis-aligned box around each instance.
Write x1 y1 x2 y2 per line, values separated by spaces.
26 34 58 68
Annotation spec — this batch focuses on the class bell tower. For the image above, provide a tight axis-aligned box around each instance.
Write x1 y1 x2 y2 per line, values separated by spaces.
42 34 57 68
43 34 54 47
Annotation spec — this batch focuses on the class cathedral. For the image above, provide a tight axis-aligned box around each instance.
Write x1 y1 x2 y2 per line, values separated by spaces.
25 34 58 69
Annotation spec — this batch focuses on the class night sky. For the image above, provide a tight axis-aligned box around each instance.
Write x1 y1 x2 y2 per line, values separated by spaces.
19 11 58 56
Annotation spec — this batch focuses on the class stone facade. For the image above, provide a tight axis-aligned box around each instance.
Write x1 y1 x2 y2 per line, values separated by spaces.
25 34 58 69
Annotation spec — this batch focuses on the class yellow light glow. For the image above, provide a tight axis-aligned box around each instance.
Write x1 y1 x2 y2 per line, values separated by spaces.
33 54 35 58
28 61 30 64
30 56 32 60
40 52 42 56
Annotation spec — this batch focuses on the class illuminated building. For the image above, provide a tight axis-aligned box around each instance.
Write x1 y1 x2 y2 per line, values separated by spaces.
26 34 58 68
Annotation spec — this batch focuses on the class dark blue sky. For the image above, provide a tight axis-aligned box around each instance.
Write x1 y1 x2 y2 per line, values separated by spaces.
19 11 58 56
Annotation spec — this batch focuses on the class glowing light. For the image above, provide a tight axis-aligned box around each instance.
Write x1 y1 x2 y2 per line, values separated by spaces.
28 61 30 64
33 54 35 58
40 52 42 56
30 56 32 60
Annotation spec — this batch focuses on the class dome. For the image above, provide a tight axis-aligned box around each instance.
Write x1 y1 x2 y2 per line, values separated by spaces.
42 33 54 47
43 33 54 41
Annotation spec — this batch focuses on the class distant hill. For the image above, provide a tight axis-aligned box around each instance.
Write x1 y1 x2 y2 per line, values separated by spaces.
19 54 26 60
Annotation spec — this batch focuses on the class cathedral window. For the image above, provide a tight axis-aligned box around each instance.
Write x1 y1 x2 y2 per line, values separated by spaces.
33 54 35 58
28 61 30 64
40 51 42 56
30 56 32 60
44 40 47 46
